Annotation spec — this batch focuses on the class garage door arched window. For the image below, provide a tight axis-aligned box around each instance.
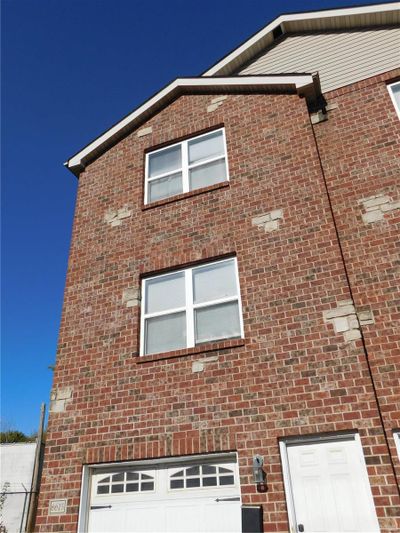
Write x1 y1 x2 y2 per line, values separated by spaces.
96 471 155 495
169 464 235 489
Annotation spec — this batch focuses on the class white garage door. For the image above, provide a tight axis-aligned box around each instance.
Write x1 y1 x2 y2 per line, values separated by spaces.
86 457 241 533
280 434 380 532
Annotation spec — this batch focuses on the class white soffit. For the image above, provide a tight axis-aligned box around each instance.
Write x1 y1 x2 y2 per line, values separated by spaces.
203 2 400 76
66 75 319 175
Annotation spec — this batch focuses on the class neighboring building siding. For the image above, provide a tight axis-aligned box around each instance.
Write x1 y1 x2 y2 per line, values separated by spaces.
35 87 400 532
239 28 400 93
0 442 36 533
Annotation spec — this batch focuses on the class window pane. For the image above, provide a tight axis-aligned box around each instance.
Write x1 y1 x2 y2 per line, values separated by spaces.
187 478 200 488
195 301 241 344
145 272 185 314
97 485 109 494
202 465 216 475
203 477 217 487
193 260 237 304
189 159 226 191
111 484 124 493
220 475 234 485
145 312 186 355
126 483 139 492
170 479 184 489
126 472 139 481
186 466 200 476
141 482 154 491
149 145 181 177
148 172 183 203
188 131 224 165
112 473 124 482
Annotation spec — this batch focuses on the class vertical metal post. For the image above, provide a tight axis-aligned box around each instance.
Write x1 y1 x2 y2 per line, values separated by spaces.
25 403 46 532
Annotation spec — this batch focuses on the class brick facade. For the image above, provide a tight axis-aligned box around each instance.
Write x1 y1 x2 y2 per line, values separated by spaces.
36 71 400 531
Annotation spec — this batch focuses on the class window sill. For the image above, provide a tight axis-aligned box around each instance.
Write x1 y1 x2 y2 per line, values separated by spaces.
136 337 245 364
142 181 230 210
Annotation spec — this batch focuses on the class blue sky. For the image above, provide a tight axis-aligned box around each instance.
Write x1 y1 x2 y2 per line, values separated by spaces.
1 0 385 434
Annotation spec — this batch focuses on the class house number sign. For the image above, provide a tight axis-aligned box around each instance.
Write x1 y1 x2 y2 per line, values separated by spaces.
49 499 67 515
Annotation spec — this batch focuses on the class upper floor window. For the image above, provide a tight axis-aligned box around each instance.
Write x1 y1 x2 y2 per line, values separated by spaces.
140 257 243 356
388 81 400 120
144 128 229 204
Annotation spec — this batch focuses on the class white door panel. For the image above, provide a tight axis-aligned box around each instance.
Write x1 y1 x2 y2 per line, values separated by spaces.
283 437 380 533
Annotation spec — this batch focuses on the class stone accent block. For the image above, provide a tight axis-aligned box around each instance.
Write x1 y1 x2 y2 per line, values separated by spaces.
122 287 141 307
137 126 153 137
323 300 361 343
192 355 218 373
252 209 283 232
358 309 375 326
50 387 73 413
104 206 132 227
359 193 400 224
207 95 227 113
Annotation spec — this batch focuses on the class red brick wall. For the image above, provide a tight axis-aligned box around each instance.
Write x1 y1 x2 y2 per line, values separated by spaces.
36 86 400 531
314 67 400 489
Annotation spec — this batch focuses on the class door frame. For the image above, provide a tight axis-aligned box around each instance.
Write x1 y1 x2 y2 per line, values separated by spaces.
77 451 239 532
279 431 377 533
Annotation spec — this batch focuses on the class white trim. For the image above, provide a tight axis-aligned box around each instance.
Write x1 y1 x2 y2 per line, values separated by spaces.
66 75 317 175
387 81 400 120
394 430 400 459
144 128 229 205
77 465 91 533
140 257 244 356
203 3 400 76
279 432 379 533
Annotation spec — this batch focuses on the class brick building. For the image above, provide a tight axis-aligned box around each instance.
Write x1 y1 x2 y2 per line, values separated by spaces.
36 3 400 532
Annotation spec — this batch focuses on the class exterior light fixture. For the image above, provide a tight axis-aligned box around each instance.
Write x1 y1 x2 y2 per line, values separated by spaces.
252 455 265 484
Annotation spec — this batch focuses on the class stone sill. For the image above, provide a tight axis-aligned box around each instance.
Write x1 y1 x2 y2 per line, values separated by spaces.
136 338 245 364
142 181 230 210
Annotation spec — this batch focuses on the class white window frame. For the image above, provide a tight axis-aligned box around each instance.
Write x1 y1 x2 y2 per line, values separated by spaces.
140 257 244 356
144 127 229 204
387 81 400 120
394 430 400 459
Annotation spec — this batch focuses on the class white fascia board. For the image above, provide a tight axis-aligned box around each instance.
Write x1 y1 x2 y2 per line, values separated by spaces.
204 2 400 76
66 75 316 174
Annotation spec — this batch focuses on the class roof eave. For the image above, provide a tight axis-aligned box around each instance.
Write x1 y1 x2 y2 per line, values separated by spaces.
65 74 320 176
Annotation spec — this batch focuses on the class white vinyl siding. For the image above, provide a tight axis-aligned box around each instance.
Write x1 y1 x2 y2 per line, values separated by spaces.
145 128 229 204
239 28 400 93
140 258 244 356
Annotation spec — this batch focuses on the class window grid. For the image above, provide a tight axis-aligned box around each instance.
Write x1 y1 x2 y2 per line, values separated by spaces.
144 128 229 204
96 471 155 495
169 464 235 490
140 257 244 356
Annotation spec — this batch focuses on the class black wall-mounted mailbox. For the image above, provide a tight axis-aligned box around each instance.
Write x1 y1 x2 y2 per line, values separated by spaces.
242 505 263 533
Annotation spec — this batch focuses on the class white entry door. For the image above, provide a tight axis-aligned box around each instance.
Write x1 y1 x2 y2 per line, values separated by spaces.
281 434 380 533
85 456 241 532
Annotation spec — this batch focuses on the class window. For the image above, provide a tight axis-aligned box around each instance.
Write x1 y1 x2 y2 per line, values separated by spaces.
96 471 155 495
140 257 243 356
388 81 400 119
169 464 235 490
145 128 229 204
394 431 400 459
